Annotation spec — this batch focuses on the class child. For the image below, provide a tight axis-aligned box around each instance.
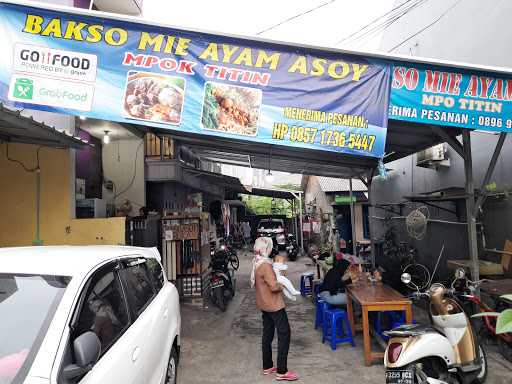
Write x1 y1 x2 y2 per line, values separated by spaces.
273 255 301 301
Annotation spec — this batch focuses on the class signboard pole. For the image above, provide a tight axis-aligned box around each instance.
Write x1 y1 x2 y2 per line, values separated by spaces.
299 192 304 254
349 178 356 255
462 130 480 285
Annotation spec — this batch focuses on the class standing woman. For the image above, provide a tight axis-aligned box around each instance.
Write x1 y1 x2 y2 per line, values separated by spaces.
251 237 299 381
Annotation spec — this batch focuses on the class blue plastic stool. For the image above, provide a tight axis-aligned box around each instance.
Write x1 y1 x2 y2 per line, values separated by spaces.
315 299 331 330
374 311 415 341
322 308 355 350
300 272 314 297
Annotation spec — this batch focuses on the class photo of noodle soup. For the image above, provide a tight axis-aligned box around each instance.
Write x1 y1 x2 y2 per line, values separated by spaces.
201 82 261 136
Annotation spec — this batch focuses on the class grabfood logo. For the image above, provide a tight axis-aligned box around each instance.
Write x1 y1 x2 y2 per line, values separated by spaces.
13 78 34 100
39 87 88 102
8 74 94 112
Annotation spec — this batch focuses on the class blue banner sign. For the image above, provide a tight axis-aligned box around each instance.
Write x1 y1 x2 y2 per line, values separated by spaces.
390 64 512 132
0 2 390 158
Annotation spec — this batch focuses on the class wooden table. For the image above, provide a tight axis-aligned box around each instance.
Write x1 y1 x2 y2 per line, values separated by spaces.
346 283 413 366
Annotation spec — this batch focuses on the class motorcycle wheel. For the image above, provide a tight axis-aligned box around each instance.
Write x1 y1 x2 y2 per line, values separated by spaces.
415 358 460 384
498 338 512 363
471 344 488 384
288 252 297 261
230 254 240 270
214 287 226 312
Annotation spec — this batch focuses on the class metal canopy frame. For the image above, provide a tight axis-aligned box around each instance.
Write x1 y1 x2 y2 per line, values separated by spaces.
434 129 508 283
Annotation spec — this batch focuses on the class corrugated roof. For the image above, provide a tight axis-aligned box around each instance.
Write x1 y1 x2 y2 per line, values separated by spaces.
317 177 367 192
0 103 89 148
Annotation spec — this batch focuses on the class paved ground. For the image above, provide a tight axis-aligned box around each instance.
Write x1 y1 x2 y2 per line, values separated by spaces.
177 250 512 384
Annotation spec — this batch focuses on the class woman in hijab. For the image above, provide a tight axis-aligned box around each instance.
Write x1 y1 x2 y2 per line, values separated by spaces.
251 237 299 381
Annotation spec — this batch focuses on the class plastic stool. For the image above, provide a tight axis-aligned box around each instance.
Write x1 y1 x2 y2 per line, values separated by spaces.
374 311 415 341
300 272 314 297
322 308 355 350
315 299 331 330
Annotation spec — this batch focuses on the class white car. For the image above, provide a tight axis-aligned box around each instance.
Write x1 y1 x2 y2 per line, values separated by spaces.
0 246 181 384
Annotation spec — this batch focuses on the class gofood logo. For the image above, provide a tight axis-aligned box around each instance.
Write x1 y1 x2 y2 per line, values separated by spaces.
13 43 98 83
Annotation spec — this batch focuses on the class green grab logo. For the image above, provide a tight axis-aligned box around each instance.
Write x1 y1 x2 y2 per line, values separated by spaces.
13 78 34 100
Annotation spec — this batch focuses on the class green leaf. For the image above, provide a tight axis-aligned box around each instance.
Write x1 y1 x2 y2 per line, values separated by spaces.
471 312 500 318
500 294 512 301
496 309 512 334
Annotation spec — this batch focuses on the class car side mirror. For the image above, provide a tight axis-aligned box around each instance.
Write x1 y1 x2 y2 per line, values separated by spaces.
63 331 101 380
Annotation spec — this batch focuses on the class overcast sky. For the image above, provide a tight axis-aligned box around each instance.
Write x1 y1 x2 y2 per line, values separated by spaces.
142 0 395 52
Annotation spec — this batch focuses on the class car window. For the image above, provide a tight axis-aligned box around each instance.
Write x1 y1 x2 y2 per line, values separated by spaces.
146 258 164 292
119 259 155 317
74 265 129 356
0 274 69 384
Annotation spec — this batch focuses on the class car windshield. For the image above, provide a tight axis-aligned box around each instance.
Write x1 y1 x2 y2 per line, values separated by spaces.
259 221 283 229
0 274 70 384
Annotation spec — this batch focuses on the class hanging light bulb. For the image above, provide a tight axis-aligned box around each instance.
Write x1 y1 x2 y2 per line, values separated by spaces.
103 130 110 144
79 115 86 121
265 170 274 183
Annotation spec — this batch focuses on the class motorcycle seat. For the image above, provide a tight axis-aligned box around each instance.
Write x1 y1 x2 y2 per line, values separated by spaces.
383 324 440 337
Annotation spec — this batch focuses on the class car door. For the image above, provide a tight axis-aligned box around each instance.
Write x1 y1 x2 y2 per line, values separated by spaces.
118 257 164 384
72 261 145 384
144 257 175 384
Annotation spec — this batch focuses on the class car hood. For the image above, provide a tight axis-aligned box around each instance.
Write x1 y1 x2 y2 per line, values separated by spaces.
258 228 284 234
23 376 50 384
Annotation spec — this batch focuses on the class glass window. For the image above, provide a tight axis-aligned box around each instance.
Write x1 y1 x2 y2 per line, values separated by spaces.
146 258 164 292
119 259 155 317
0 274 69 384
74 267 129 355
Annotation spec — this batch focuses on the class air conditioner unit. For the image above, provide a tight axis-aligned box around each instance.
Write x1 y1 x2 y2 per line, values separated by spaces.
416 143 450 169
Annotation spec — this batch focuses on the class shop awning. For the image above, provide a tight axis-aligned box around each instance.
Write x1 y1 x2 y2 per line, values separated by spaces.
244 187 300 200
182 167 249 194
0 104 88 148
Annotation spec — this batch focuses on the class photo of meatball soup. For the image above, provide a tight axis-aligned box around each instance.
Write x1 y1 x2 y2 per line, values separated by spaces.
124 72 185 124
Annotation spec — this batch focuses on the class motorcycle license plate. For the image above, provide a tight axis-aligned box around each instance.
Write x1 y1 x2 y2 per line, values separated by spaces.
211 280 224 288
385 370 414 384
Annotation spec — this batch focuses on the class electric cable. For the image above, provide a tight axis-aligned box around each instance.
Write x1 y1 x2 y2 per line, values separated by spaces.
388 0 463 52
339 0 430 48
337 0 425 44
114 140 143 199
256 0 337 36
3 142 42 173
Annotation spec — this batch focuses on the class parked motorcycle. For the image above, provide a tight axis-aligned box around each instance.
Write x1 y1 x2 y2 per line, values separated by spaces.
285 234 298 261
451 271 512 363
209 240 238 312
384 262 487 384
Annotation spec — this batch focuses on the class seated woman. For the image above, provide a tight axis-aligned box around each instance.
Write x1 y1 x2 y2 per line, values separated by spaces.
319 255 351 306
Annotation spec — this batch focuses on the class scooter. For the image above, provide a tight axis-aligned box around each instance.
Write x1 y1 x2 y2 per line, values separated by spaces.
451 272 512 363
208 241 238 312
384 264 487 384
285 234 298 261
